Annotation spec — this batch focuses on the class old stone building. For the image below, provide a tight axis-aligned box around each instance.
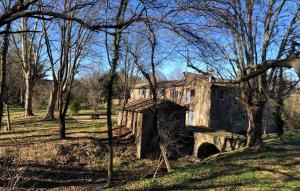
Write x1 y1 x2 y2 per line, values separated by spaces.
119 72 277 158
130 72 248 134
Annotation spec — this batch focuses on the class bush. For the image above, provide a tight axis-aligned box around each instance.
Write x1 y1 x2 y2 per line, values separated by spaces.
70 97 81 115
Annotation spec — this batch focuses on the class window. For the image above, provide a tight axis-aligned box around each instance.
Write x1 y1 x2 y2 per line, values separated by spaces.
139 88 147 98
186 89 195 104
188 111 194 126
186 89 191 103
191 89 195 97
171 89 179 100
159 88 165 97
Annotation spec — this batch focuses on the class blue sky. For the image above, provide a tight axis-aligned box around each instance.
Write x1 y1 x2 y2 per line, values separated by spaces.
22 0 299 82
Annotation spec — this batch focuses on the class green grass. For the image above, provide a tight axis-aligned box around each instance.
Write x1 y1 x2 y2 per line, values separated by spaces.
0 107 157 189
108 132 300 191
0 107 117 168
1 107 299 190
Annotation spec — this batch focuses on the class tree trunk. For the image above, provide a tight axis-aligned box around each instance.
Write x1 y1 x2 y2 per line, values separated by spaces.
118 90 129 139
20 86 24 106
5 103 11 131
290 96 297 118
275 98 284 139
104 0 129 185
0 24 10 129
274 68 284 138
44 83 58 121
106 70 115 186
58 87 65 139
59 113 66 139
24 74 34 117
245 104 265 147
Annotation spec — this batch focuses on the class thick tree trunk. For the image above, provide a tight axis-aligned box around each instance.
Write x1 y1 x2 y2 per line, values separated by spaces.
275 98 284 138
240 85 266 148
21 17 34 117
57 87 72 140
44 83 58 121
245 104 265 147
57 87 65 139
24 74 34 117
0 24 10 129
59 113 66 139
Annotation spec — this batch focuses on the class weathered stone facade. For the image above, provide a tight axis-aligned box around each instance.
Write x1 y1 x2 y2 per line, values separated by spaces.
117 99 187 159
130 72 248 133
123 72 278 158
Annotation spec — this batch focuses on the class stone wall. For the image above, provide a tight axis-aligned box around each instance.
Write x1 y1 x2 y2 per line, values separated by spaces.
210 86 248 134
139 104 187 158
193 130 245 157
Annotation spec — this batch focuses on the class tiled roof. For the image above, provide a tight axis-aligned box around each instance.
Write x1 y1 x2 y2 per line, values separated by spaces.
183 72 211 81
122 98 186 112
133 80 186 89
133 72 212 89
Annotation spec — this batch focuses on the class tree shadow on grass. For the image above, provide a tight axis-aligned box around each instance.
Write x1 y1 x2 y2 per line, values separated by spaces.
0 162 146 189
0 137 60 147
126 144 300 191
138 182 246 191
0 162 106 188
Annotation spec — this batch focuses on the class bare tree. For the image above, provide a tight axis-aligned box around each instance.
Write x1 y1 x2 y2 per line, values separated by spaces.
43 1 93 139
81 65 104 111
174 0 300 147
0 0 143 30
129 22 173 172
103 0 130 186
42 18 58 121
117 38 138 138
0 23 10 129
11 17 45 117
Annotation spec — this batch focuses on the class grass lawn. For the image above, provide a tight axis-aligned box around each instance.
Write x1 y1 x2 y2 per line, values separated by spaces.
0 107 299 190
0 107 156 190
108 132 300 191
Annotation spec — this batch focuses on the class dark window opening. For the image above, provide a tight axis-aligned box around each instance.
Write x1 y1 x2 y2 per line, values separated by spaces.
139 88 147 98
172 89 179 100
191 89 195 97
219 90 225 101
159 88 165 97
242 113 246 120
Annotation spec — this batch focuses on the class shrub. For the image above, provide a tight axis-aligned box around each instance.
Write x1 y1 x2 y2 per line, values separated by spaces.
70 97 81 115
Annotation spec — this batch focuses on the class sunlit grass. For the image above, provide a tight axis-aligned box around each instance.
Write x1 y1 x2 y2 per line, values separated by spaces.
0 106 157 185
108 131 300 191
2 107 299 190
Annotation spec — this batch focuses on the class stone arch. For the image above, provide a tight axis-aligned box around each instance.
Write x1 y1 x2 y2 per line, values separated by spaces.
197 142 220 159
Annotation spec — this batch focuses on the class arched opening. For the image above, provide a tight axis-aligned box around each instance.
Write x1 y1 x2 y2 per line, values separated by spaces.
197 142 220 159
